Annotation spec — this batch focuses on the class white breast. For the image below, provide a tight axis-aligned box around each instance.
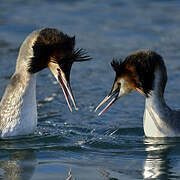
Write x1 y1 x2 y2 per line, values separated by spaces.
0 74 37 138
143 104 178 137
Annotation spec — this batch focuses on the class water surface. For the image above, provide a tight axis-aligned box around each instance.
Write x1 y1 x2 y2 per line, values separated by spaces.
0 0 180 179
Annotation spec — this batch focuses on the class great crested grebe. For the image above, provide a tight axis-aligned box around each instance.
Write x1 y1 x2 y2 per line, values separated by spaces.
95 50 180 137
0 28 90 138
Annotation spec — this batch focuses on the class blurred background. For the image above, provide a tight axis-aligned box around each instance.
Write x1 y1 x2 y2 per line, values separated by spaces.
0 0 180 179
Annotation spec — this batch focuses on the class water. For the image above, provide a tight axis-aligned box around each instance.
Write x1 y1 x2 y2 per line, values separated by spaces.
0 0 180 179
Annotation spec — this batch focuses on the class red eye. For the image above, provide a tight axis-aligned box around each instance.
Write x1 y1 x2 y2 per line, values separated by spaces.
117 82 121 87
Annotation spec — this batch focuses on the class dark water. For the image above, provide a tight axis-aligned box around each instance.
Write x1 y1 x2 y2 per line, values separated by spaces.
0 0 180 179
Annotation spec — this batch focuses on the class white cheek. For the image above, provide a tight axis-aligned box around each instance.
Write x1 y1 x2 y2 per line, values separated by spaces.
119 79 134 96
119 79 126 94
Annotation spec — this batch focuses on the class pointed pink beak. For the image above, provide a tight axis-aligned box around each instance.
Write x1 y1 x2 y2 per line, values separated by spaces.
48 62 78 112
95 87 120 116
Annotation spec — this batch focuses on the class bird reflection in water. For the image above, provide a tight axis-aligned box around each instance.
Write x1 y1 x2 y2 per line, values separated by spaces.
143 138 176 179
0 140 36 180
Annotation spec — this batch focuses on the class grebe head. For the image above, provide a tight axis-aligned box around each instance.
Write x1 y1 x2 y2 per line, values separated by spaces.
95 50 167 116
17 28 91 112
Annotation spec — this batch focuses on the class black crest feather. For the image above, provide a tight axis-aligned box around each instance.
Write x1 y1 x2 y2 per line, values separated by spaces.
124 50 167 96
73 48 92 62
111 58 123 73
28 28 75 73
27 28 92 73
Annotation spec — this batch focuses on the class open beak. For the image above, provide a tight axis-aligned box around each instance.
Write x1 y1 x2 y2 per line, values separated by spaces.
95 81 120 116
48 61 78 112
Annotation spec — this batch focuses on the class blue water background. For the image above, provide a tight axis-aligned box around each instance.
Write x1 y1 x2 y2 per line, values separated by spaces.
0 0 180 179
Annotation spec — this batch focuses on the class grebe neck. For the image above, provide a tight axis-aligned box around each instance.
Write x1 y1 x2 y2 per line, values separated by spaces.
143 70 173 137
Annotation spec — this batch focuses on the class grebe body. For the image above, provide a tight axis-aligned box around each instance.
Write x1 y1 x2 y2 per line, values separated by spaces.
0 28 90 138
95 50 180 137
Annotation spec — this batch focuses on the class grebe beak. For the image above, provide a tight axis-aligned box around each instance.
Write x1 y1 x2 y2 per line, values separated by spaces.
48 62 77 112
95 81 120 116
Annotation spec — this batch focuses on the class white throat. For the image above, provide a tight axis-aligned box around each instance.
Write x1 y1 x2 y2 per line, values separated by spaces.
144 92 172 137
143 70 177 137
0 72 37 138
